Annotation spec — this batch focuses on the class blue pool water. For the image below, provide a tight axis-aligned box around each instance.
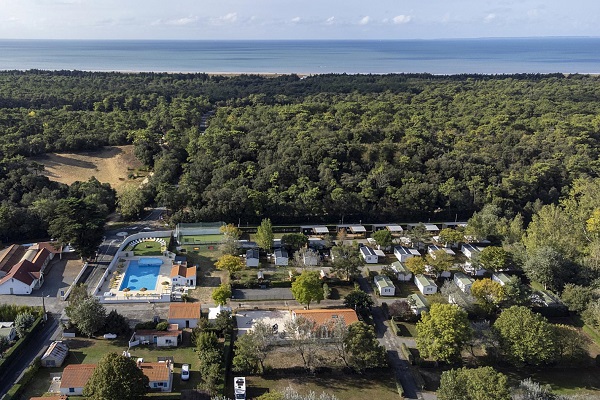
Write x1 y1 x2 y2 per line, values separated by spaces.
120 258 162 291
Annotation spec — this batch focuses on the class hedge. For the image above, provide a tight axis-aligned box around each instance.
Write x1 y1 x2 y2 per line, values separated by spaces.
0 315 44 377
4 357 41 400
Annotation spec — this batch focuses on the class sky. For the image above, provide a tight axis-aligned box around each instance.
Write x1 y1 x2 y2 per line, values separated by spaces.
1 0 599 40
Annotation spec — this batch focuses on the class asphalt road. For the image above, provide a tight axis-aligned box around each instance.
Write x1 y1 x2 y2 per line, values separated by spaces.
0 314 62 398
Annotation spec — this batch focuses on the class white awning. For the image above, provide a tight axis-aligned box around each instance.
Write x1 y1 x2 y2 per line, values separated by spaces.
424 224 439 231
313 226 330 234
349 225 366 233
386 224 403 232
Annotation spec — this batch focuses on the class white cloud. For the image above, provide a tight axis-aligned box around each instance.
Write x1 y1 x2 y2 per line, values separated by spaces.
359 16 370 25
484 13 496 22
291 16 301 23
166 16 199 26
325 16 335 25
392 15 412 24
217 12 238 23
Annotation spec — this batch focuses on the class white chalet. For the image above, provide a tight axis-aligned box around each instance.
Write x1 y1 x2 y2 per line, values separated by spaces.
414 274 437 295
360 246 379 264
394 246 420 262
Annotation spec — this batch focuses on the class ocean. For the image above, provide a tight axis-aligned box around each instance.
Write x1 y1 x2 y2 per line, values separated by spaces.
0 38 599 75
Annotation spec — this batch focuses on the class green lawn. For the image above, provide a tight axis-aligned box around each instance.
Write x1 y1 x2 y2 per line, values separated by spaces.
132 241 163 256
180 234 223 244
20 337 201 399
395 282 421 298
244 369 399 400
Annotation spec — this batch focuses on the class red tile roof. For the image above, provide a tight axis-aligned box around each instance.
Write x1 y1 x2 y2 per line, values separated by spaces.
0 260 41 286
0 244 26 274
168 303 201 320
170 265 196 279
139 362 171 382
292 308 359 326
60 364 96 389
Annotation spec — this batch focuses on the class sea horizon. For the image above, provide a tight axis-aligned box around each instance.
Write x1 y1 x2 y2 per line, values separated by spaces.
1 37 600 75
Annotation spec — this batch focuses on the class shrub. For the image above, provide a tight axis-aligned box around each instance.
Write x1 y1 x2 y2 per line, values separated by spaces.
155 321 169 331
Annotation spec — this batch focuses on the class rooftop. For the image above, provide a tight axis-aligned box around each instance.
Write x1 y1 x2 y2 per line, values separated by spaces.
415 274 435 287
168 303 201 320
60 364 96 389
374 274 394 288
293 308 359 326
139 362 171 382
170 264 196 278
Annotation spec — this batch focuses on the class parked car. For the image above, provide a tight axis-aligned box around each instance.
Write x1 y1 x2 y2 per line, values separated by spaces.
181 364 190 381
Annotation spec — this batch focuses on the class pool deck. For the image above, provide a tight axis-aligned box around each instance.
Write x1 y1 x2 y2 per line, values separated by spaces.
99 255 173 303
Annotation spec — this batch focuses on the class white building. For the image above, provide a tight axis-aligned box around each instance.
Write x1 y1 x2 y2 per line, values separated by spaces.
374 275 395 296
246 249 260 267
170 265 197 288
360 246 379 264
427 245 456 258
274 248 289 266
461 244 482 259
0 322 16 342
454 272 475 294
407 293 429 316
390 261 412 282
414 274 437 295
492 272 511 286
394 246 421 262
168 303 201 329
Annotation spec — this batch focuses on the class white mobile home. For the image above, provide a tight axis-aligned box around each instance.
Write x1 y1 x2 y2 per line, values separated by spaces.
360 246 379 264
414 274 437 295
407 293 430 316
492 272 511 286
394 246 421 262
427 245 456 258
374 275 395 296
461 244 482 259
453 272 475 294
274 248 289 266
390 261 412 281
246 249 260 267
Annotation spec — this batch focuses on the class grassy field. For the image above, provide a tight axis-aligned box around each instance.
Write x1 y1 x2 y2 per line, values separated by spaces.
395 282 421 298
180 245 226 303
19 337 201 399
179 234 223 244
246 370 399 400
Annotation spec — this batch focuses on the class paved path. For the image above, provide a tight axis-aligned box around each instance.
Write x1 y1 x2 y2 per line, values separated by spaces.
356 276 435 400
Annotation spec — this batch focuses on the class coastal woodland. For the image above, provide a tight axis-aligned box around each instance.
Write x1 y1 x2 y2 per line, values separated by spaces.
1 72 600 248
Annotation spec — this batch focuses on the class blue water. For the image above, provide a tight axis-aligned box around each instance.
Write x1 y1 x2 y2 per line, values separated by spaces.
120 258 162 291
0 38 599 74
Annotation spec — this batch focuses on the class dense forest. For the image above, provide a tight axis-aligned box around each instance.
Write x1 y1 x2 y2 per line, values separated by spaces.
1 71 600 240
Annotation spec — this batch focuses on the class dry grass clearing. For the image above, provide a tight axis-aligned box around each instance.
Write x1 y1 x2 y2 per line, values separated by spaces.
32 145 145 191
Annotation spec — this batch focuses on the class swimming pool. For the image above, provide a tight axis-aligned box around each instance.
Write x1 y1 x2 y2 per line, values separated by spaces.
119 258 163 291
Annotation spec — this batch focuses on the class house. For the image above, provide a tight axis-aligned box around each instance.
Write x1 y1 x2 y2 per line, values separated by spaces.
60 364 96 395
208 304 232 321
394 246 420 262
60 361 174 395
462 262 487 277
407 293 429 316
390 261 412 282
0 322 16 342
427 245 456 258
246 249 260 267
133 324 182 347
492 272 511 286
453 272 475 294
414 274 437 295
170 265 197 287
291 308 359 337
359 246 379 264
274 248 289 266
0 243 58 295
41 341 69 367
168 303 201 329
374 275 395 296
140 361 174 392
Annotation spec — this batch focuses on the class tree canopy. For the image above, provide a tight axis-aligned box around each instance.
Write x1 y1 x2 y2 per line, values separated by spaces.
84 352 149 400
291 270 324 310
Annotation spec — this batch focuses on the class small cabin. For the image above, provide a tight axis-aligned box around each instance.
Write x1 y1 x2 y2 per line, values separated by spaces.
246 249 260 267
390 261 412 282
360 246 379 264
374 275 395 296
453 272 475 294
274 248 289 266
394 246 420 262
414 274 437 295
